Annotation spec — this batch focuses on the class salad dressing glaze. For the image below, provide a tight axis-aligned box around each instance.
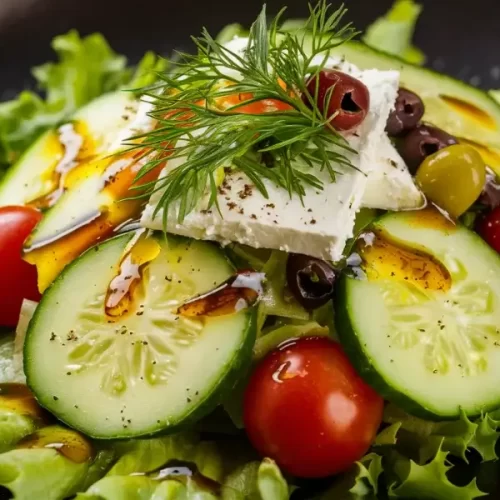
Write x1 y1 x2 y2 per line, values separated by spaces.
440 95 498 131
357 214 452 292
177 271 264 317
16 426 94 463
105 230 160 318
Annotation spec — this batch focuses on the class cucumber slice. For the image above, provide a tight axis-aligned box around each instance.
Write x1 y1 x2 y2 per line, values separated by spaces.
326 41 500 149
25 231 256 438
335 210 500 420
0 91 140 207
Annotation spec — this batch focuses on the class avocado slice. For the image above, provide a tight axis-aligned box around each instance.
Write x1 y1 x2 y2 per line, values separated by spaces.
323 41 500 150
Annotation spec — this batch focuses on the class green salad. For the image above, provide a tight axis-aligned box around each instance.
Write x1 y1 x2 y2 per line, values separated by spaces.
1 0 500 498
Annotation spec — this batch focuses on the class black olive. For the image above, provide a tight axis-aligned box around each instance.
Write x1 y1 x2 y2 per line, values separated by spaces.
286 254 336 310
480 169 500 209
386 88 425 137
398 124 458 174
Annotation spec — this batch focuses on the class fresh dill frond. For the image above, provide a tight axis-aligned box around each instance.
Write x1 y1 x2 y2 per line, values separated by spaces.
130 1 358 223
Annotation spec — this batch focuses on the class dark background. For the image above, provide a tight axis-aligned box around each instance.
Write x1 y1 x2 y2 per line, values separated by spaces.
1 0 500 100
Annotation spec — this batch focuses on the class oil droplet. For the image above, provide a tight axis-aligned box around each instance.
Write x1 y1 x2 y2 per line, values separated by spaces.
105 230 161 317
16 426 94 463
177 271 264 317
440 95 497 131
358 231 451 292
0 384 48 422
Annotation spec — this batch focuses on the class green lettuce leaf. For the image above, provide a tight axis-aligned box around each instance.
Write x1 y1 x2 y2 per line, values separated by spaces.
108 434 223 483
259 251 309 322
325 402 499 499
383 404 500 464
0 31 165 169
80 448 116 491
388 445 485 499
127 51 168 89
77 475 218 500
221 459 289 500
0 448 89 500
315 453 382 499
0 409 36 454
363 0 425 65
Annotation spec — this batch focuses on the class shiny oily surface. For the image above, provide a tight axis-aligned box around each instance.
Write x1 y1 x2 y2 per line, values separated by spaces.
416 144 486 218
385 88 425 137
357 231 452 293
16 425 94 463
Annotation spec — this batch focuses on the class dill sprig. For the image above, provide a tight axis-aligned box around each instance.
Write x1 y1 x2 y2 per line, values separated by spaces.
131 1 358 223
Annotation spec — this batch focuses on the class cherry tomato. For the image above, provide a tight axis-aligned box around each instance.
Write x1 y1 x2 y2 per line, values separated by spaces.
216 92 292 114
243 337 384 478
304 69 370 132
476 206 500 253
0 206 42 327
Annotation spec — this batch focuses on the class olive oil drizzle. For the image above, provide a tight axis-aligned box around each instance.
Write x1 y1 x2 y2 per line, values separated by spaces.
177 271 264 317
357 230 452 292
105 230 161 318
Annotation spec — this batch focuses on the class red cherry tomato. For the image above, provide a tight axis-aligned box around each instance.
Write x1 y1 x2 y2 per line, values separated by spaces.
243 336 383 478
304 69 370 131
0 206 42 327
476 206 500 253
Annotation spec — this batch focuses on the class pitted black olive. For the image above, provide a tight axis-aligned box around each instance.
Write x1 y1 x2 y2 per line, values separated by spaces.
386 88 425 137
286 254 336 310
398 124 458 174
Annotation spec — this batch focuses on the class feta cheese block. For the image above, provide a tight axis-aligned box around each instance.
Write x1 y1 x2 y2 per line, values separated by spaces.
142 68 400 262
361 134 424 210
222 39 423 212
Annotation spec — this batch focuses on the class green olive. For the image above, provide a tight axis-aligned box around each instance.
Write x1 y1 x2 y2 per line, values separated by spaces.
415 144 486 218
